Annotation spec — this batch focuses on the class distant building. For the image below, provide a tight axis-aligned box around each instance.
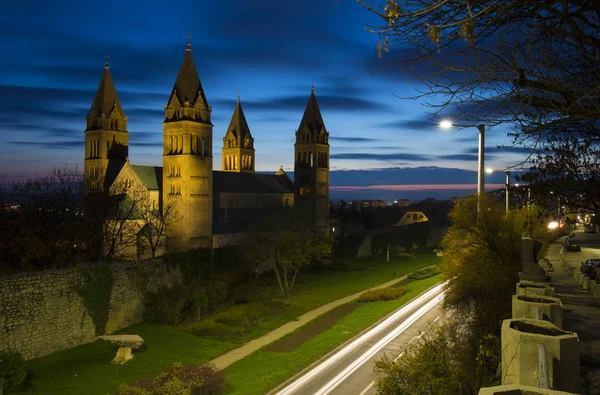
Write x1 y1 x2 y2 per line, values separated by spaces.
350 200 386 210
394 199 411 207
394 211 429 226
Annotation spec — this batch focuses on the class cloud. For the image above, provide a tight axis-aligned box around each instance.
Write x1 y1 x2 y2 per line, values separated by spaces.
213 94 390 112
330 137 380 142
376 118 440 130
329 166 492 186
330 152 430 161
8 141 82 149
439 153 496 161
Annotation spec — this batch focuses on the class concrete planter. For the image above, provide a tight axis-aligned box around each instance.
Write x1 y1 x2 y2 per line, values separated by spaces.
511 295 563 329
501 319 579 393
583 276 590 290
479 384 577 394
516 281 554 297
589 281 600 298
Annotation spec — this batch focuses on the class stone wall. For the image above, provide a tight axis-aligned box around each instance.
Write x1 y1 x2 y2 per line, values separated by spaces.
0 259 181 360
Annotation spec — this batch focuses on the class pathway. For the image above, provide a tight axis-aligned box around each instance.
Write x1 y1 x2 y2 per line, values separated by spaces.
209 265 435 370
546 239 600 393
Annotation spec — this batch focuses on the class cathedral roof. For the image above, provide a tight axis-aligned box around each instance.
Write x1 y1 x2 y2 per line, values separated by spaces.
213 171 293 194
225 98 252 140
130 165 163 191
87 62 125 119
168 42 209 108
298 89 327 134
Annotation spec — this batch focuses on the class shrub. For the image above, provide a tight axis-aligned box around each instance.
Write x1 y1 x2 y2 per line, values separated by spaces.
186 320 249 342
143 285 190 325
116 362 225 395
358 288 407 303
407 266 442 280
0 351 27 394
206 282 227 309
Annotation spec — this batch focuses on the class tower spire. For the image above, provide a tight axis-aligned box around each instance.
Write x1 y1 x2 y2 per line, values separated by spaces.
104 53 110 69
186 32 191 52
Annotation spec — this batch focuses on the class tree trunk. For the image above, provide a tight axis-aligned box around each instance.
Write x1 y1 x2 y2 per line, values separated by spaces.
386 244 390 262
272 263 285 297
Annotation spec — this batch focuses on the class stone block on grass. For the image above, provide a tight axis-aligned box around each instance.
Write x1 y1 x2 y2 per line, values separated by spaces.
511 295 563 329
98 334 144 364
501 319 579 393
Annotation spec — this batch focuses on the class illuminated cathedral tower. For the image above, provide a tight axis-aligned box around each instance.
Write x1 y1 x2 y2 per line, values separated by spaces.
222 95 255 173
162 41 213 250
294 87 330 231
84 59 129 189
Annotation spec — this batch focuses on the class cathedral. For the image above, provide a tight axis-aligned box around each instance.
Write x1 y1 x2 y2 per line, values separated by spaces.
83 42 330 253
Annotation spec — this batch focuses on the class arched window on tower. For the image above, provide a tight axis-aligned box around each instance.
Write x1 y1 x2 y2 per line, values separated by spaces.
309 152 314 167
201 137 206 156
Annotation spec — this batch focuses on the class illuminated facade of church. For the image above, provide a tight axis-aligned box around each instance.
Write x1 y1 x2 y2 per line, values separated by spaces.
83 42 330 252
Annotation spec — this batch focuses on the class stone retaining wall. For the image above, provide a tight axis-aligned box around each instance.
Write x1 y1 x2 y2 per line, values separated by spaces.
0 260 181 360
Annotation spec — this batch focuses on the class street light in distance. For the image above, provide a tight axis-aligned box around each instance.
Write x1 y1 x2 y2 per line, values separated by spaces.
440 119 486 215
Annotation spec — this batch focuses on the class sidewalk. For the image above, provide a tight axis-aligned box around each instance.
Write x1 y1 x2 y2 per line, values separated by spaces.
545 241 600 393
208 267 432 370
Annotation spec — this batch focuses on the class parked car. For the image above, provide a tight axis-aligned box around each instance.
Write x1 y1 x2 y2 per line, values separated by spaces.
581 258 600 279
585 223 596 233
565 237 582 252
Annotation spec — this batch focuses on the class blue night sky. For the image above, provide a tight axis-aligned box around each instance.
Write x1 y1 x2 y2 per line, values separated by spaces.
0 0 528 200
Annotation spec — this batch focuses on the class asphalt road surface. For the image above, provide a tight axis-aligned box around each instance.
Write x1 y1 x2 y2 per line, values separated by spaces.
275 282 447 395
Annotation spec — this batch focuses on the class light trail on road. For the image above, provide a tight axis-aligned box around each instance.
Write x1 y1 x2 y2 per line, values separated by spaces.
276 281 447 395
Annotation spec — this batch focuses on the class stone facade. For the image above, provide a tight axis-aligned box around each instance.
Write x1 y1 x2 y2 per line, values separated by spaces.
0 260 181 360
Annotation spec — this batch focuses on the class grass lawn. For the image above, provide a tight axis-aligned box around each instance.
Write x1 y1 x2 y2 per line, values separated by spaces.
184 254 440 344
16 254 438 395
222 274 443 395
15 324 236 395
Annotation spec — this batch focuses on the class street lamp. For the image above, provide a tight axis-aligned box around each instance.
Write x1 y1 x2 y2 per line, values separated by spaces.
440 120 486 214
486 168 511 213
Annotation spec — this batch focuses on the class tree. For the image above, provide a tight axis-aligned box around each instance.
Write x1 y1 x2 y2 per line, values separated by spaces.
358 1 600 210
0 166 87 272
357 1 600 137
243 216 331 297
373 196 550 393
374 321 475 395
134 198 180 259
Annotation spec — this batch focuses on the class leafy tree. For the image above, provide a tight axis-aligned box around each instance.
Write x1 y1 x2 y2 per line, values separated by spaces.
0 351 26 395
243 215 331 297
374 322 473 395
374 196 550 393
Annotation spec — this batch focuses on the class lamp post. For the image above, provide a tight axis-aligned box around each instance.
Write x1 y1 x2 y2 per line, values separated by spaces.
440 120 486 214
486 168 511 213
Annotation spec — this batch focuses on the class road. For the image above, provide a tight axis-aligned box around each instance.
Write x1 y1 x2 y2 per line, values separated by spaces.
562 227 600 269
275 282 447 395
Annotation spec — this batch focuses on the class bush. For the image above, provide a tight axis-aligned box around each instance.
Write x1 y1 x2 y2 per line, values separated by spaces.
407 266 442 280
186 320 249 342
0 351 27 394
143 285 190 325
116 362 225 395
358 288 407 303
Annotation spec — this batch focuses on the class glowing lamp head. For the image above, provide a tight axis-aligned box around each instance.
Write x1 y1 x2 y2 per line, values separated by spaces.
439 120 453 129
548 221 559 230
485 168 494 174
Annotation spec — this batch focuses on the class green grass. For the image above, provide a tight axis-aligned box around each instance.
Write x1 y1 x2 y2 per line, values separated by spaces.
222 275 443 395
184 254 440 344
15 324 236 395
16 254 438 395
